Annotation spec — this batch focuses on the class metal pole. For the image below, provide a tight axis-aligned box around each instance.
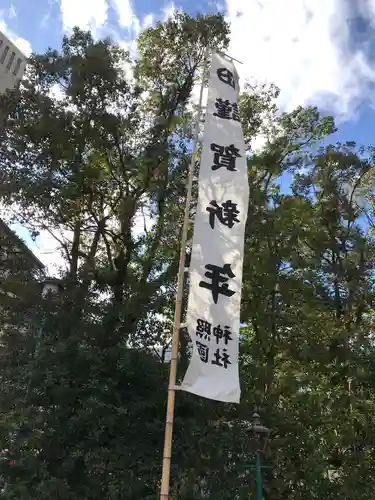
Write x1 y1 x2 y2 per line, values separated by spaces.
255 452 263 500
159 46 210 500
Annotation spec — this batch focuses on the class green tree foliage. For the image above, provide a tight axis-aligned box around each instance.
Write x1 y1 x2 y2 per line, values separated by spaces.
0 13 229 347
240 140 375 499
0 10 375 500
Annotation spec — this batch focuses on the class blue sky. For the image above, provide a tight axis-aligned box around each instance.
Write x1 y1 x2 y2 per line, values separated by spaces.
1 0 375 270
2 0 375 144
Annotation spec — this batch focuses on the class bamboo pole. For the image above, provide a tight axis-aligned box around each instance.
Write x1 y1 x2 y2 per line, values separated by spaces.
217 50 243 65
159 47 209 500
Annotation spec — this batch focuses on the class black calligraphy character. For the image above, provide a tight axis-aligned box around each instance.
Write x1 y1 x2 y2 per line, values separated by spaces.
196 319 212 341
199 263 236 304
213 325 233 345
211 143 241 172
213 98 232 120
213 324 223 344
223 325 233 344
232 102 241 122
213 98 241 122
211 348 231 368
206 200 240 229
196 341 209 363
217 67 235 89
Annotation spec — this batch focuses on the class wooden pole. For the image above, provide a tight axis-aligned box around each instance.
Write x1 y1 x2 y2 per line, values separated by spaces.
159 47 209 500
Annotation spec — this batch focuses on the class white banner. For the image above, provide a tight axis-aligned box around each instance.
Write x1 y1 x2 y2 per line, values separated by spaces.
181 50 249 403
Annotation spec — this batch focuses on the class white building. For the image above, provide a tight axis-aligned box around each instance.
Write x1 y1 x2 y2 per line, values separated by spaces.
0 30 27 94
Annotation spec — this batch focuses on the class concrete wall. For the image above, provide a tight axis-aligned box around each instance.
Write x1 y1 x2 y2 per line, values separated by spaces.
0 30 27 94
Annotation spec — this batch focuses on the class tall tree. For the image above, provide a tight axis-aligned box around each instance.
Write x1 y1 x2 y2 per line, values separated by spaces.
0 14 229 347
1 10 375 500
239 138 375 499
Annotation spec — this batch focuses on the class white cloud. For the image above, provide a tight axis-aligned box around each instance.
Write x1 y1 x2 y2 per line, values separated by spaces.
0 16 32 56
8 5 16 19
12 35 31 56
111 0 138 31
225 0 375 119
112 0 133 28
115 39 137 83
163 3 178 21
365 0 375 24
142 13 154 29
119 38 138 59
60 0 108 32
48 82 66 101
